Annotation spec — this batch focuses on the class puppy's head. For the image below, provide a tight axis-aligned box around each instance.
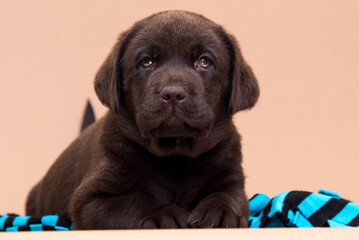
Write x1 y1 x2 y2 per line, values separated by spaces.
95 10 259 157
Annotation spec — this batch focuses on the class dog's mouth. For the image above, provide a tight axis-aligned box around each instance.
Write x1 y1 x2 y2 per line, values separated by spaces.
150 122 201 139
140 113 211 140
143 118 212 157
135 101 214 157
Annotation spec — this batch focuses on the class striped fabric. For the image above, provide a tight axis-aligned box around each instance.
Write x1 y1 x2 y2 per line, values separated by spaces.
248 189 359 228
0 214 73 231
1 189 358 231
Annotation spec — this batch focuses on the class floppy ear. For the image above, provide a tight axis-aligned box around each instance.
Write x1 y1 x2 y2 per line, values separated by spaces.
227 34 260 114
94 33 127 113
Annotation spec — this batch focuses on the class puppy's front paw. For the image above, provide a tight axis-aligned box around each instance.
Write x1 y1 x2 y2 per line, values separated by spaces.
188 205 248 228
139 204 190 229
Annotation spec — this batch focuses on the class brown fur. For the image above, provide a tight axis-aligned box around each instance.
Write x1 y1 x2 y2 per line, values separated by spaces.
26 10 259 229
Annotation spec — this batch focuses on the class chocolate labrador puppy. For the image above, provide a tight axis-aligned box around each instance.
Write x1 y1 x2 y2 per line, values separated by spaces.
26 10 259 229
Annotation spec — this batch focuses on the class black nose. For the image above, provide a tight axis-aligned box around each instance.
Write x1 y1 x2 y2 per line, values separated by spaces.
160 86 186 103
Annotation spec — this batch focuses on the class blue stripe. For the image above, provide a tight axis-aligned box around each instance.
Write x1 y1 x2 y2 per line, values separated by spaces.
54 226 71 230
0 214 9 230
12 216 30 227
287 210 313 227
298 193 331 218
331 202 359 225
41 215 59 226
29 224 43 231
327 220 351 227
266 217 286 228
268 191 290 217
249 193 271 215
249 211 264 228
6 226 20 232
294 212 314 227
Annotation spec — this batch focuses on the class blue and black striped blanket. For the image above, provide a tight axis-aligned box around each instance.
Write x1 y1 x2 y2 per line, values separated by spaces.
1 189 358 231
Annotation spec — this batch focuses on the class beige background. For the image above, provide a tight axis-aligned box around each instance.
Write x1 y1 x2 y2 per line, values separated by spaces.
1 0 358 215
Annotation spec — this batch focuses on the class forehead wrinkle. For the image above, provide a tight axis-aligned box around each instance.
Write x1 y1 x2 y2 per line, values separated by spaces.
134 26 225 60
126 12 230 67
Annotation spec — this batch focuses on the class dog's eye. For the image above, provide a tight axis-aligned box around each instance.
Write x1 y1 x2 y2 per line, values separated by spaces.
141 58 153 68
197 57 211 69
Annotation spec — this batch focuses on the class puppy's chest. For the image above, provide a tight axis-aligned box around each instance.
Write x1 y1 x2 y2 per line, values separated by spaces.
147 159 204 209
